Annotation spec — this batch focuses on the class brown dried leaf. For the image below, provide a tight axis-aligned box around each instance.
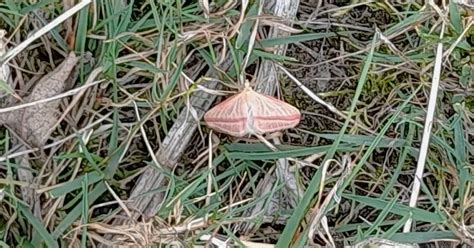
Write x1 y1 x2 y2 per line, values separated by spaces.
8 52 79 147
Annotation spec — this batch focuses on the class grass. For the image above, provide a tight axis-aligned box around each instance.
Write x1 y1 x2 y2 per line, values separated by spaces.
0 0 473 247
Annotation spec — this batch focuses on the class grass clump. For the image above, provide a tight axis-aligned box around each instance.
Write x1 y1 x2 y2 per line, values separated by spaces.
0 0 473 247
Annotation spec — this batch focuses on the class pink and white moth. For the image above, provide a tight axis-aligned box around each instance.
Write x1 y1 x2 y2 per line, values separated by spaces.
204 82 301 137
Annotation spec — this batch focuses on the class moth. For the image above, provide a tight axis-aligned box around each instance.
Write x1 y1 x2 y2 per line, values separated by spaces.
204 83 301 137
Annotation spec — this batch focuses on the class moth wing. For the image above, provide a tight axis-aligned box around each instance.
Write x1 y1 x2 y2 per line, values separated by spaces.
204 93 249 137
251 93 301 134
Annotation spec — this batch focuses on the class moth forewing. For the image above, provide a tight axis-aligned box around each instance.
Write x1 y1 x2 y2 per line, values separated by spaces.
204 92 249 137
252 94 301 134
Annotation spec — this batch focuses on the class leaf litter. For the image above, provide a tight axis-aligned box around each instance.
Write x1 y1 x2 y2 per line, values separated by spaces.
2 52 79 147
0 51 79 217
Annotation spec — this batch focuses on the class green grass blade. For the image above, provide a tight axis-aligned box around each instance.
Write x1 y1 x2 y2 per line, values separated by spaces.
383 214 411 238
381 123 416 199
18 203 58 248
81 174 89 247
453 113 468 208
226 144 359 160
343 194 444 223
448 2 462 34
259 32 354 47
360 194 399 240
390 231 456 244
52 182 106 239
48 171 103 198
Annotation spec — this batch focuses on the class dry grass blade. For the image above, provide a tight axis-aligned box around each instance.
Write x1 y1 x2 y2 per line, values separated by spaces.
351 238 419 248
199 0 210 19
0 30 21 124
0 30 11 87
308 157 349 246
403 24 446 232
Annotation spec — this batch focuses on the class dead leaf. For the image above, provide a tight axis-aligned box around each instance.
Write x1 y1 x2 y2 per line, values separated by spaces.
6 52 79 217
6 52 79 147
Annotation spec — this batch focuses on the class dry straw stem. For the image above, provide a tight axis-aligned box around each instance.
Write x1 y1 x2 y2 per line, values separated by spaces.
240 0 262 84
199 0 210 19
443 17 473 62
351 238 418 248
122 58 233 220
88 199 256 246
0 29 22 122
255 0 300 95
455 0 474 8
0 30 10 84
199 235 277 248
403 24 446 232
307 157 350 247
46 58 100 138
